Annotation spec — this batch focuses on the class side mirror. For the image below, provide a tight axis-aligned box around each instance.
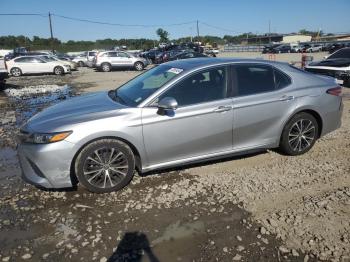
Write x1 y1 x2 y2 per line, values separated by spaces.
158 97 178 110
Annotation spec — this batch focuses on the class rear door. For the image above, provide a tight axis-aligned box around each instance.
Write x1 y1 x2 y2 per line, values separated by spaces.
13 57 32 73
231 64 297 149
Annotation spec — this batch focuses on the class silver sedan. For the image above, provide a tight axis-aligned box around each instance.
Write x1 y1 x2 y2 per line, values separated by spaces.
17 58 343 193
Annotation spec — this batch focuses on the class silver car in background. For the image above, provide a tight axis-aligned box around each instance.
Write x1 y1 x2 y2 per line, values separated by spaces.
17 58 343 193
93 51 149 72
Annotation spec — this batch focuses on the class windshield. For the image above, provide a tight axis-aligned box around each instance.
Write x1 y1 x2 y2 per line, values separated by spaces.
328 48 350 59
115 64 183 106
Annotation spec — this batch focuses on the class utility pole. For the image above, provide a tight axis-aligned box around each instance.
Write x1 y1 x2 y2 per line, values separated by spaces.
196 20 200 42
268 19 271 44
48 12 54 53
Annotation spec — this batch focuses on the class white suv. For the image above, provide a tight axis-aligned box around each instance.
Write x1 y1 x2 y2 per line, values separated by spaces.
93 51 149 72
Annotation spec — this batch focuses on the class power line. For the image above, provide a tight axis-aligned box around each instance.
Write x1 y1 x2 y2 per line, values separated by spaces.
52 13 196 28
0 13 47 17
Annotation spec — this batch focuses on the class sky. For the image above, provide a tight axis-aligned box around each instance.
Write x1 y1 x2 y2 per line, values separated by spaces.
1 0 350 41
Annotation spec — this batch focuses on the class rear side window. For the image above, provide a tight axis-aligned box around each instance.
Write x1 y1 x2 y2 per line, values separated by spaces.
233 64 291 96
234 64 275 96
15 57 32 63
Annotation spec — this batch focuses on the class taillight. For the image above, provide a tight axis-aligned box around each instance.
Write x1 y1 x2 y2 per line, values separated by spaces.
326 86 342 96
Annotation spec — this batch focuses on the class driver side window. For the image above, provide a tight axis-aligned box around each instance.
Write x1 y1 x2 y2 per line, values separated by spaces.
158 66 228 107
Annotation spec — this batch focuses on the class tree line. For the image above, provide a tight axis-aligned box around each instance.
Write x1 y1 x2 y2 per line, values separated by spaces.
0 29 329 53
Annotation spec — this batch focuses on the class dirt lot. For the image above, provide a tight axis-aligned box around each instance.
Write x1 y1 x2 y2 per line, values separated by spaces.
0 52 349 262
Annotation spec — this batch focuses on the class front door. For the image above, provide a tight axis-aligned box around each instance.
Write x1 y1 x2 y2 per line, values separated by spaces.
142 66 234 168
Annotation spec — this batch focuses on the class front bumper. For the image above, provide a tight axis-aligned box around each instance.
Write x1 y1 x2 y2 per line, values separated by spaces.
17 140 76 188
63 66 71 73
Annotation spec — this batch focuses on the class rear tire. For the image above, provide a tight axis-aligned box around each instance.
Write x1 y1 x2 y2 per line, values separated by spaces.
75 139 135 193
10 67 22 77
134 62 144 71
78 61 85 67
279 112 318 156
101 63 111 72
54 66 64 75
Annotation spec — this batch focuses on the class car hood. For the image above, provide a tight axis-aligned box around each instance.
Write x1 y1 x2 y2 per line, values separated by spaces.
23 91 127 132
308 58 350 68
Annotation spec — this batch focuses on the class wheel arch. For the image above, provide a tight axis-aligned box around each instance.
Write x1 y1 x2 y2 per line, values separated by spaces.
134 61 144 67
69 136 143 186
280 108 323 142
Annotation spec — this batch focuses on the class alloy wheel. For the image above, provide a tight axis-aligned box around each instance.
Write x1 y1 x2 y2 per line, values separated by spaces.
83 147 129 189
135 62 143 71
54 67 63 75
288 119 316 152
11 68 21 77
102 64 111 72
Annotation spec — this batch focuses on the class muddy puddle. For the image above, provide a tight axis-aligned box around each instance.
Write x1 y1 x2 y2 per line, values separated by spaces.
3 84 78 127
0 85 80 149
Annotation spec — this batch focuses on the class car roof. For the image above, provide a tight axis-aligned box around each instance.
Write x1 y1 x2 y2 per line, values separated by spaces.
163 57 289 71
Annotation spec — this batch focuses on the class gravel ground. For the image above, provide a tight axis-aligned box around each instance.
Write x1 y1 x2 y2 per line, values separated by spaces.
0 53 349 261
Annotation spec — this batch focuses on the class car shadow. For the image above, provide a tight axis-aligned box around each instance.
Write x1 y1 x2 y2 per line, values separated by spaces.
141 149 268 177
108 232 159 262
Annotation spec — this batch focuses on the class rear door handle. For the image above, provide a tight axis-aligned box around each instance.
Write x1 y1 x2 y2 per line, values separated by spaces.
280 95 294 101
213 106 232 113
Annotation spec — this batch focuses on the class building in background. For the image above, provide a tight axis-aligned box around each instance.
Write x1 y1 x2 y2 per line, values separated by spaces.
282 35 312 43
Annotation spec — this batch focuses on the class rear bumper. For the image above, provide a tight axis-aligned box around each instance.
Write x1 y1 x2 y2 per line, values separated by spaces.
17 141 76 188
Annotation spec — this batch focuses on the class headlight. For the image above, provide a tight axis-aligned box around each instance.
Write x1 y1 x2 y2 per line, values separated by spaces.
19 131 72 144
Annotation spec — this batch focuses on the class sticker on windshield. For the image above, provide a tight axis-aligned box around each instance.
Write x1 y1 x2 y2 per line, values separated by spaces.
167 68 183 74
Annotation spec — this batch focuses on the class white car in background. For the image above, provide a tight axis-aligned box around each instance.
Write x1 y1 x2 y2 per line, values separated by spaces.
7 56 71 77
306 44 323 53
72 53 88 67
93 51 149 71
39 55 78 71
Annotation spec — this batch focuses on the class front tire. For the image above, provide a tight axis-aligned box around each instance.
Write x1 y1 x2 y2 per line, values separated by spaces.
78 61 85 67
10 67 22 77
54 66 64 75
75 139 135 193
279 112 318 156
134 62 144 71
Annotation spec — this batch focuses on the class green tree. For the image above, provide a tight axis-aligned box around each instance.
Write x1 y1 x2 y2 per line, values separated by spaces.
156 28 169 42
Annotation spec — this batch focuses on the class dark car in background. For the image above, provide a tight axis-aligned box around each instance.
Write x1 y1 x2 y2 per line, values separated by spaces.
305 47 350 87
272 44 292 53
327 42 350 54
262 44 281 54
168 51 208 61
141 49 163 63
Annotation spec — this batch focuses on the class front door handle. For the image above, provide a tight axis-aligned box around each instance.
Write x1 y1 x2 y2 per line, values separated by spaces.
280 95 295 101
213 106 232 113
